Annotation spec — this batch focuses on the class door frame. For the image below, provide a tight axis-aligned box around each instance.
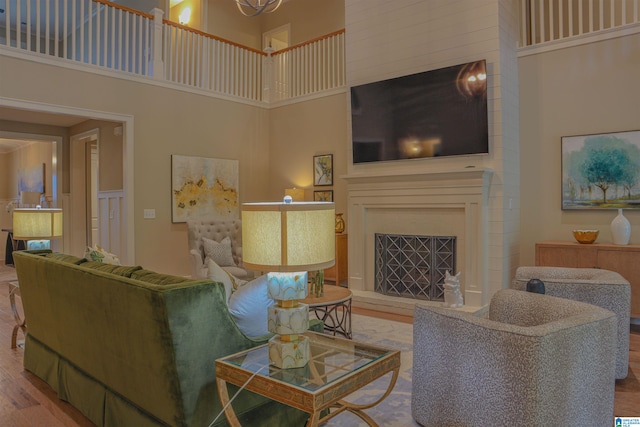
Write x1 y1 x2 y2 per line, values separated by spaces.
70 128 99 254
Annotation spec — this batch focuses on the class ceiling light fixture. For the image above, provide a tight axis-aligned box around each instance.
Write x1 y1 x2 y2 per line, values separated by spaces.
235 0 283 17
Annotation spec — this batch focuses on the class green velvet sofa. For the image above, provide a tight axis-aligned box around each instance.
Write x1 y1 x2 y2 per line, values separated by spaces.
13 250 317 427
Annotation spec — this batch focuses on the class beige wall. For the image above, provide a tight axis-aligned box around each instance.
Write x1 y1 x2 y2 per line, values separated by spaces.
206 0 263 49
519 33 640 265
0 142 52 199
262 0 345 45
0 120 69 191
206 0 345 50
0 55 270 275
268 92 348 214
70 120 124 192
0 152 14 199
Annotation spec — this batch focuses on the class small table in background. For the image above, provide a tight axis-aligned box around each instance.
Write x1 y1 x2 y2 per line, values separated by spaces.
8 281 27 348
302 284 352 339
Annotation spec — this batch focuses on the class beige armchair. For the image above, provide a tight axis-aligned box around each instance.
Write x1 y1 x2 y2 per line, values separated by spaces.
186 219 252 280
512 266 630 379
412 289 617 427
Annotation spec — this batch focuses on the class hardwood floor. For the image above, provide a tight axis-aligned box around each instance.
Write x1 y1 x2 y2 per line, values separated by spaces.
0 266 638 426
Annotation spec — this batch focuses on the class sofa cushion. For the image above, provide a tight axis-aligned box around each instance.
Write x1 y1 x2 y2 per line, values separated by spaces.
82 262 143 278
228 274 274 338
45 252 87 265
130 269 191 285
203 236 235 267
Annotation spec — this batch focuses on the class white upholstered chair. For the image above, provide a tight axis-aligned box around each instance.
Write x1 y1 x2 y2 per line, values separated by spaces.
511 266 630 379
186 219 252 280
412 289 617 427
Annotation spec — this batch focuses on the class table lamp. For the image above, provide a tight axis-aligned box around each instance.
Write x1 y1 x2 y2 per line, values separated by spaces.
13 207 63 249
242 199 335 369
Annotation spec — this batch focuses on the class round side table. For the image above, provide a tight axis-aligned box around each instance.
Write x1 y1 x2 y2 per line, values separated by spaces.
302 284 352 339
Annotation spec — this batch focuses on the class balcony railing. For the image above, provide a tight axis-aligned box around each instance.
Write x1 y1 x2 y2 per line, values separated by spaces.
0 0 346 103
519 0 640 47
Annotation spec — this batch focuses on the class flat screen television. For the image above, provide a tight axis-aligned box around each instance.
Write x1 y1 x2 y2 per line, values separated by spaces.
350 60 489 164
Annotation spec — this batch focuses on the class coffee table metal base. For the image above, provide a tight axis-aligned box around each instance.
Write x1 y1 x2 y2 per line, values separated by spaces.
8 281 26 349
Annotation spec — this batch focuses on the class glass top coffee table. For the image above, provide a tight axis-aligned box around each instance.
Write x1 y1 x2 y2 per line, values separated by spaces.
215 331 400 426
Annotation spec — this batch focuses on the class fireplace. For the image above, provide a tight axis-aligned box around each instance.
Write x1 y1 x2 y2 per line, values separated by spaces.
344 168 493 315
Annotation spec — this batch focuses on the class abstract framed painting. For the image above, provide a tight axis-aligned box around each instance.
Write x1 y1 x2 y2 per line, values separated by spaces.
313 154 333 186
562 130 640 210
171 155 239 222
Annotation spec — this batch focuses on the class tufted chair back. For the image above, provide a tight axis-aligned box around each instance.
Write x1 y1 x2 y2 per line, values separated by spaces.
186 219 252 279
187 219 242 266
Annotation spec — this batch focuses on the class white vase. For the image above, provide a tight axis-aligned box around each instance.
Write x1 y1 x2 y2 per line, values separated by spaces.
611 208 631 245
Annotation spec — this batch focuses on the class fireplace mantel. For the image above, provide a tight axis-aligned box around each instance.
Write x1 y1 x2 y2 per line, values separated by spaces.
343 167 493 185
345 167 493 316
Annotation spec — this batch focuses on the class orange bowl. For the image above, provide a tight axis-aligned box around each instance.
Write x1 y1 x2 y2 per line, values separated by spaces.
573 230 599 244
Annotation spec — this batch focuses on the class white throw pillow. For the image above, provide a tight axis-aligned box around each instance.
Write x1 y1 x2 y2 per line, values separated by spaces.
228 274 274 338
207 258 236 303
203 236 236 267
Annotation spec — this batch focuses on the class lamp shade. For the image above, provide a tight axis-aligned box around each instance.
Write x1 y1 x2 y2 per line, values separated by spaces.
242 202 335 272
13 208 63 240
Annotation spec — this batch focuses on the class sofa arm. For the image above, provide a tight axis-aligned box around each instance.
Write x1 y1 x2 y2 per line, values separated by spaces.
189 249 207 279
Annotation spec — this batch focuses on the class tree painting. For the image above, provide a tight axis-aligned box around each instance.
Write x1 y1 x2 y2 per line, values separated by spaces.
562 131 640 209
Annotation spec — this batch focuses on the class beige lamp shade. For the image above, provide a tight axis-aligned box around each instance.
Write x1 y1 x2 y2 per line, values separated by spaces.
13 208 63 240
242 202 335 272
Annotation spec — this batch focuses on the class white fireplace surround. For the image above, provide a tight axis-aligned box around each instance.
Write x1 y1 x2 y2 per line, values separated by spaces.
344 168 493 316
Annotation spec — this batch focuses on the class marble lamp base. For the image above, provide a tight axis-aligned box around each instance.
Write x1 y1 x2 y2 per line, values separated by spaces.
268 335 310 369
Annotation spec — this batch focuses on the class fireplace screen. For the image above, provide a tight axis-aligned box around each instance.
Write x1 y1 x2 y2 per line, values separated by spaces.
375 233 456 301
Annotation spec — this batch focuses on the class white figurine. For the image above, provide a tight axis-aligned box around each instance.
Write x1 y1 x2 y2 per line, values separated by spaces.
442 271 463 308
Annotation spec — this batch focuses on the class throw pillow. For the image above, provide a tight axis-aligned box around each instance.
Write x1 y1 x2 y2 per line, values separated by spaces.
202 236 236 267
228 274 274 338
85 245 121 265
207 258 236 303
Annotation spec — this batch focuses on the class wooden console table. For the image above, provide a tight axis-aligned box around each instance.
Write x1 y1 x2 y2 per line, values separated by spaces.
324 234 348 286
535 241 640 318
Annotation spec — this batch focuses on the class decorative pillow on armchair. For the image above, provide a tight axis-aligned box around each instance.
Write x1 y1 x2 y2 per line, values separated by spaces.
85 245 121 265
203 236 236 267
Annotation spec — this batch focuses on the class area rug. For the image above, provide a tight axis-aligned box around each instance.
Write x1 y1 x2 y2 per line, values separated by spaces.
328 313 419 427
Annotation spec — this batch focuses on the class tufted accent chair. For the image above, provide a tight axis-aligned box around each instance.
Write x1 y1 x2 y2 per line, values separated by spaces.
412 289 617 427
186 219 252 280
511 266 630 379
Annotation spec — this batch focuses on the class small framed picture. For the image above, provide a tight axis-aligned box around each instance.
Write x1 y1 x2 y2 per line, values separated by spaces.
313 154 333 186
314 190 333 202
